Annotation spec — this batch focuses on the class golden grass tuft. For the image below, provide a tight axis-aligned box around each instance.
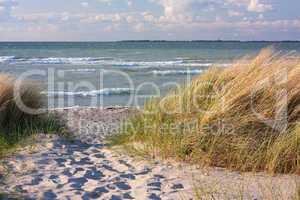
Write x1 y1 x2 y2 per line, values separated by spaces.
0 74 62 155
111 48 300 174
0 74 42 128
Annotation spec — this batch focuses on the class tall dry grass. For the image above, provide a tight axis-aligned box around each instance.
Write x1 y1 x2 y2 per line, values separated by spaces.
0 74 42 128
192 178 300 200
111 48 300 174
0 74 62 155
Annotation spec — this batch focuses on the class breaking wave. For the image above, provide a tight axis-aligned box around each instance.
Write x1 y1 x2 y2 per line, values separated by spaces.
44 88 133 97
0 56 113 65
151 69 204 76
0 56 228 68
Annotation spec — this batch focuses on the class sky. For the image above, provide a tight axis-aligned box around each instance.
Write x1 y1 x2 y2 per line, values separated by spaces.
0 0 299 41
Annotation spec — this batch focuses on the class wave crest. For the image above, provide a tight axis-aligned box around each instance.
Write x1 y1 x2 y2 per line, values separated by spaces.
151 69 203 76
0 56 225 67
44 88 133 97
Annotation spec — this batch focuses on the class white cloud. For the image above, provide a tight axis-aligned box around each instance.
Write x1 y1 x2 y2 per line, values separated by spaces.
85 13 125 23
15 12 86 24
61 12 70 21
151 0 215 22
0 0 296 42
81 2 89 8
151 0 269 24
152 0 194 19
113 13 121 22
97 0 113 5
126 15 137 23
127 0 133 7
98 0 112 3
228 10 243 17
258 14 264 19
97 0 133 6
225 0 272 13
2 10 299 41
0 0 18 20
247 0 272 12
104 24 120 32
0 0 17 7
151 0 273 26
143 12 156 23
225 0 248 6
134 23 145 32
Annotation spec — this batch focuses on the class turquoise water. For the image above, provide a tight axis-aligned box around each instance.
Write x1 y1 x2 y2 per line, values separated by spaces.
0 41 300 108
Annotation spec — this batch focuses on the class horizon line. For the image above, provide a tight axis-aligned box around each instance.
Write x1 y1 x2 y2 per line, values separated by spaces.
0 40 300 43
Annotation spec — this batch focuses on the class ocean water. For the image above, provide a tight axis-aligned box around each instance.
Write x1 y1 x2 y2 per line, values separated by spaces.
0 41 300 108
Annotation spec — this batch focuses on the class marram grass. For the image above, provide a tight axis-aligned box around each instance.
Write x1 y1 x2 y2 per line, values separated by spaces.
0 74 63 156
111 48 300 174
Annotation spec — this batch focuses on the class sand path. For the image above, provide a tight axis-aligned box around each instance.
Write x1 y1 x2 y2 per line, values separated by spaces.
0 108 298 200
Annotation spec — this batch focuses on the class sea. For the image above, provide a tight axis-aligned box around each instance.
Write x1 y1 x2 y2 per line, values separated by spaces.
0 41 300 108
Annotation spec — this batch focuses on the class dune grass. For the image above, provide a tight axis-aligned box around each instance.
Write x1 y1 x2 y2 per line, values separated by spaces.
192 178 300 200
110 48 300 174
0 74 63 156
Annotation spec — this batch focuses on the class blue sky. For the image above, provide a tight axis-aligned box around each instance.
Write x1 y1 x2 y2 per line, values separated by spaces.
0 0 299 41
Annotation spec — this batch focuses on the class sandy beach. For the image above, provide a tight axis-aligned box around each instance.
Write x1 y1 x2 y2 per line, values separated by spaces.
0 0 299 197
0 107 298 200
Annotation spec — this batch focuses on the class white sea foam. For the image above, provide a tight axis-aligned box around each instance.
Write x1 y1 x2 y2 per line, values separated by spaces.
0 56 113 65
110 60 184 67
178 63 212 67
63 68 97 73
44 88 133 97
0 56 187 66
0 56 15 63
21 57 113 65
0 56 230 69
151 69 204 76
